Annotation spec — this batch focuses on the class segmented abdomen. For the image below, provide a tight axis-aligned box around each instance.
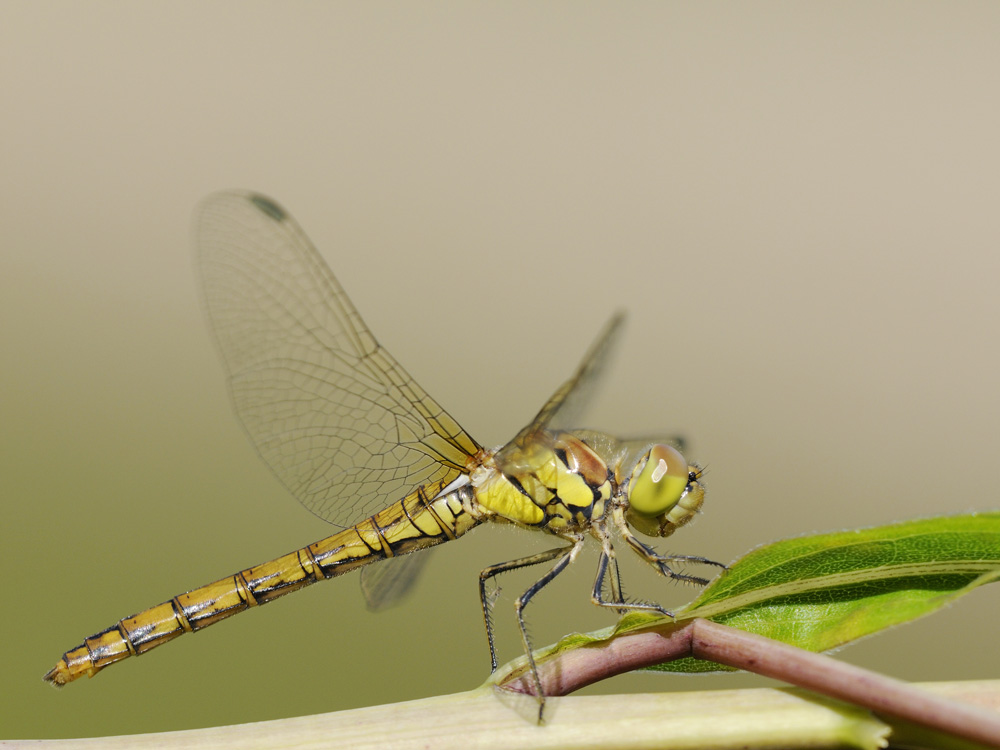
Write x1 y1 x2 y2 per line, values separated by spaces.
44 482 478 685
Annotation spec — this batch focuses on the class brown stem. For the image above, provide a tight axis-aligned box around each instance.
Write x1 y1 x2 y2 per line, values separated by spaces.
500 618 1000 747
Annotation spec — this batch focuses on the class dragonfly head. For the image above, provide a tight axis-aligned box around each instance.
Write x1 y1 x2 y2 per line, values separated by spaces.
624 444 705 538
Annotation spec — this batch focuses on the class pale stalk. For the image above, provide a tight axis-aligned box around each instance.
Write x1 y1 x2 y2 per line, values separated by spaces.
3 685 893 750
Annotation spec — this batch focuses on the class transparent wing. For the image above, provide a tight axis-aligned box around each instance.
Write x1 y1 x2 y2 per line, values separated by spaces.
518 312 625 439
195 191 481 526
495 313 625 471
359 551 432 610
616 434 687 454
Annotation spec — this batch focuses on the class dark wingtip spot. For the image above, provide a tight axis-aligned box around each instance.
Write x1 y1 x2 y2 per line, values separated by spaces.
250 194 286 222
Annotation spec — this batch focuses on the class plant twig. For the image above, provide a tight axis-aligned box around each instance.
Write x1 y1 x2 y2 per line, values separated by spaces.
499 618 1000 748
0 686 894 750
13 684 1000 749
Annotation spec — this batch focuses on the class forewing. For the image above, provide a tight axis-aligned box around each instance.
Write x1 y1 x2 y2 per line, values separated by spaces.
518 312 626 440
495 313 625 473
195 191 481 526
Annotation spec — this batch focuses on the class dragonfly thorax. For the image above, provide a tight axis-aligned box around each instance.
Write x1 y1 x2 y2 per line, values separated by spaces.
471 433 613 532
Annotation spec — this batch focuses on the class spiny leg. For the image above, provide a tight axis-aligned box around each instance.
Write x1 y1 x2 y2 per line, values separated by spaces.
609 505 726 585
589 511 727 617
478 538 585 722
478 545 572 673
513 539 584 722
591 548 669 616
593 539 631 616
607 551 625 609
591 537 679 617
621 530 726 586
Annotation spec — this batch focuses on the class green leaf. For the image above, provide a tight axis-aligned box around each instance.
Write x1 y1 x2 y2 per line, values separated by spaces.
559 513 1000 673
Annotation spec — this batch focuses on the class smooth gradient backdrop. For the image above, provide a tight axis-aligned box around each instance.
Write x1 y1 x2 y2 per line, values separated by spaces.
3 2 999 739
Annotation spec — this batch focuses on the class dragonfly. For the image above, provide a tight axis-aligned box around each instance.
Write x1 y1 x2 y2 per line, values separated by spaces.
45 191 724 719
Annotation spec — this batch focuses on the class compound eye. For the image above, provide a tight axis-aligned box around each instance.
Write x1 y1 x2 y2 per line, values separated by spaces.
628 444 689 517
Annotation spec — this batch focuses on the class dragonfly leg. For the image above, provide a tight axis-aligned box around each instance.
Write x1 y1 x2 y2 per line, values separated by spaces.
591 540 632 616
478 544 570 673
514 539 584 722
607 550 625 608
591 539 674 617
609 505 726 587
479 537 584 722
623 531 725 586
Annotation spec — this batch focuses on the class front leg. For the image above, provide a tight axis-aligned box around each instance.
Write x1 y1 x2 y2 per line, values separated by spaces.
612 506 727 586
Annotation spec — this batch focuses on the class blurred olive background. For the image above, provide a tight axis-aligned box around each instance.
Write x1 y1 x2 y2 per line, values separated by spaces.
3 2 999 740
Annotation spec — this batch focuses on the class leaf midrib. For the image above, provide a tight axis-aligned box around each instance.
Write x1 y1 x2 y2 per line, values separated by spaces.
679 560 1000 621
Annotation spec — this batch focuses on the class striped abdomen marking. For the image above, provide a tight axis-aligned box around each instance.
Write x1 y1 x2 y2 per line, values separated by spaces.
44 484 478 685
